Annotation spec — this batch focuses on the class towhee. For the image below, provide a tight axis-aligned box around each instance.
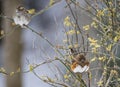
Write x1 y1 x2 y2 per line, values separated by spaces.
70 48 89 73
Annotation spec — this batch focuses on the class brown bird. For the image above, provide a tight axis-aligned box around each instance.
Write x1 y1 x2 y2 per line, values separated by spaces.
70 49 89 73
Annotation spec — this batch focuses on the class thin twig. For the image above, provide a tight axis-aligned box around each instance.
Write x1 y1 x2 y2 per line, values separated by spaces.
65 0 86 53
32 71 72 87
88 71 91 87
105 71 113 87
31 0 61 18
0 25 19 39
23 58 58 73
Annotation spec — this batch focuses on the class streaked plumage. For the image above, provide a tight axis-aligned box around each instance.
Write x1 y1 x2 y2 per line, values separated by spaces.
13 6 31 27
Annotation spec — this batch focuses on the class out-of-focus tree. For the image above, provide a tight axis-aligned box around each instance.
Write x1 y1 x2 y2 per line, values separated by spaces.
3 0 23 87
0 0 3 43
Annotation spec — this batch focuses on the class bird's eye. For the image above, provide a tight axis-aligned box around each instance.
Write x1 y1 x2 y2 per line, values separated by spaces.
19 6 24 10
17 6 24 11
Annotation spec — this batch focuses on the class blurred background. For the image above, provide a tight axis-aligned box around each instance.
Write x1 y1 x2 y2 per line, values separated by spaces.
0 0 66 87
1 0 120 87
0 0 93 87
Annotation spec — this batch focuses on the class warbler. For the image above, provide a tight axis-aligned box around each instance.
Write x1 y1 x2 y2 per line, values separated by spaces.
13 5 32 27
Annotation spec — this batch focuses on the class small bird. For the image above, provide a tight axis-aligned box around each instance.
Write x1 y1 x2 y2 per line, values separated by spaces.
13 5 32 27
70 49 89 73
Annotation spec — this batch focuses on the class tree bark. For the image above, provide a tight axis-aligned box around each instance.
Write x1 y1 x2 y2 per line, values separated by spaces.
3 0 23 87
